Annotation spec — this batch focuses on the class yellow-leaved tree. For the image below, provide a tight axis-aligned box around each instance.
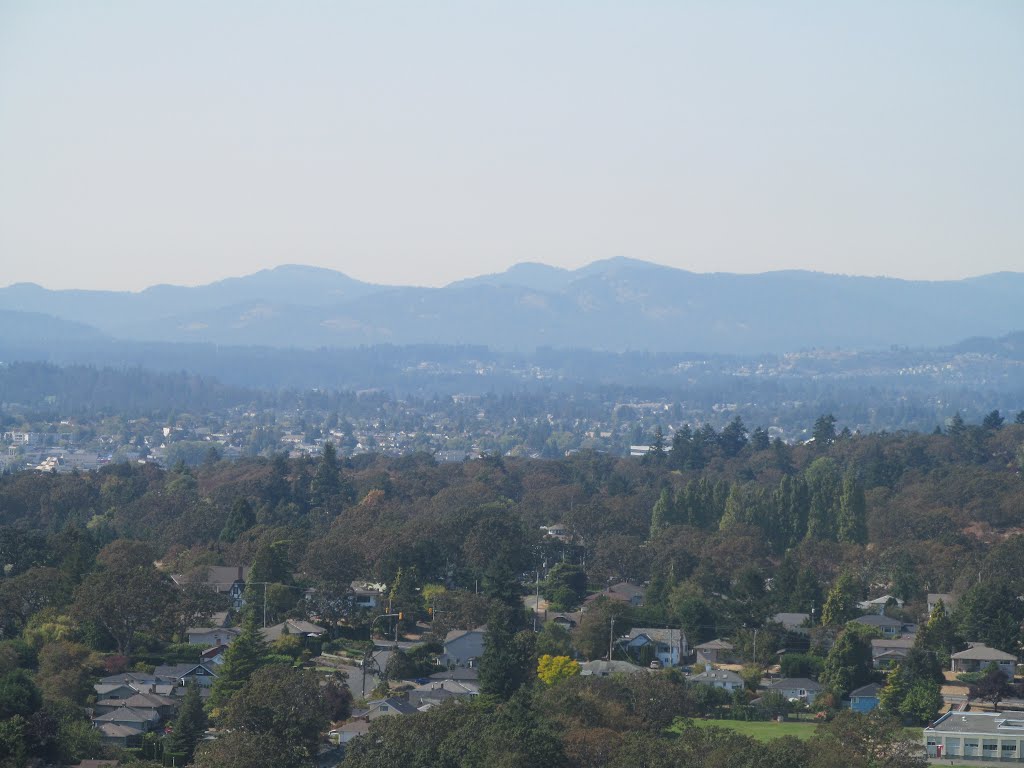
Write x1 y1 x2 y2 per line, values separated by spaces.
537 654 580 685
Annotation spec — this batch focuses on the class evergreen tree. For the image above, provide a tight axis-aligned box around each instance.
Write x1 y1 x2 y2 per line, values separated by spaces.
309 442 341 506
750 426 770 452
821 573 862 626
804 457 840 540
166 680 207 763
837 471 867 544
649 488 672 539
219 498 255 543
812 414 837 446
645 426 667 463
982 410 1004 430
820 623 876 697
208 613 270 712
479 605 536 699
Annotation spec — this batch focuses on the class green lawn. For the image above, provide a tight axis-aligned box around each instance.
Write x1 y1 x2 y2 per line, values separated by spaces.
676 719 923 746
677 718 819 741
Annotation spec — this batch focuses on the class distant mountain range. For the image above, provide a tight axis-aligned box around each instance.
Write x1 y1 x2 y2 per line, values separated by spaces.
2 258 1022 353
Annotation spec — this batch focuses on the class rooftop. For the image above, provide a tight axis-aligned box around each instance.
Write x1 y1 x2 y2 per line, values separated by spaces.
928 712 1024 736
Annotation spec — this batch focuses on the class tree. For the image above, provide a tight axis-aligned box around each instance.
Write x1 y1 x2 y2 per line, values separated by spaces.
479 605 537 699
970 663 1015 710
820 623 878 697
914 600 961 667
0 669 41 720
219 498 255 543
71 557 177 656
837 471 867 544
542 563 587 610
879 660 942 725
166 680 207 764
573 596 632 661
812 414 838 446
215 666 329 768
982 410 1004 430
537 654 580 685
649 488 672 540
36 641 97 704
805 457 841 540
207 613 270 712
821 573 862 627
718 416 748 458
810 710 926 768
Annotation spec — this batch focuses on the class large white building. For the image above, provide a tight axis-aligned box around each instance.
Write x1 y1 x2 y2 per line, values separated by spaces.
925 712 1024 761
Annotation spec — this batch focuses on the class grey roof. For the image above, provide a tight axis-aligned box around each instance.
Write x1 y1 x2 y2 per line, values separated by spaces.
768 677 823 692
853 614 903 627
97 672 157 686
849 683 882 698
153 663 218 680
772 612 810 629
870 637 915 650
429 667 479 681
952 643 1017 662
927 711 1024 736
93 706 160 724
96 692 177 710
690 668 743 685
96 722 144 739
695 639 734 651
626 627 684 645
369 697 420 715
578 660 649 677
261 619 327 641
444 627 486 643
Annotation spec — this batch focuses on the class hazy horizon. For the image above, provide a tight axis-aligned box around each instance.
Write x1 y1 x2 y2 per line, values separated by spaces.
3 256 1024 294
2 1 1021 291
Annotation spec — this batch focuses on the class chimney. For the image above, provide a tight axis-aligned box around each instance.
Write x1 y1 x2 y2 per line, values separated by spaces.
237 565 243 581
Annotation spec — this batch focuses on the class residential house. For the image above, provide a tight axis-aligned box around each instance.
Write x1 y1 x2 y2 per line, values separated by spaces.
92 706 160 745
951 643 1017 677
583 582 645 609
849 682 881 713
438 627 486 668
94 692 177 720
360 697 420 720
695 639 735 666
578 660 649 677
852 614 906 638
187 626 241 646
428 667 480 693
351 581 386 610
200 644 229 665
261 618 327 643
171 565 251 610
624 627 686 667
152 663 219 688
856 595 904 614
689 667 744 692
766 678 823 705
330 720 371 745
771 613 811 633
925 711 1024 760
870 637 914 668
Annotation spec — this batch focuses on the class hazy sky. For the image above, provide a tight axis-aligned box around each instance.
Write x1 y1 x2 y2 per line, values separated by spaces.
1 1 1021 291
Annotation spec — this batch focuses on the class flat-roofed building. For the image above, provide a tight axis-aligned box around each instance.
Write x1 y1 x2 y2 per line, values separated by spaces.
925 711 1024 760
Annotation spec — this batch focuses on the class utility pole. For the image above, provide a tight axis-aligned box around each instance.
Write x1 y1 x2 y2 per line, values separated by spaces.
534 568 541 632
609 617 616 662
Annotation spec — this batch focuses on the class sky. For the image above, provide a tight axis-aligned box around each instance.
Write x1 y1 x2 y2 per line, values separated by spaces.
0 1 1021 291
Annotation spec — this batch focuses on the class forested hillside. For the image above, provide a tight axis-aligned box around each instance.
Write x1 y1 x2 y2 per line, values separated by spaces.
1 422 1023 766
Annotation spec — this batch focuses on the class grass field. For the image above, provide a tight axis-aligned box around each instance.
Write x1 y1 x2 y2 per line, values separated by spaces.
677 718 819 741
678 719 923 746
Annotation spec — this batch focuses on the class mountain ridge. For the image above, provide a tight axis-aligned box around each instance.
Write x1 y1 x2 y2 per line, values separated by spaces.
1 259 1021 353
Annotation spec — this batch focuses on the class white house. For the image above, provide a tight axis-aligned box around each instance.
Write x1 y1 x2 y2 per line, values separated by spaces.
766 677 823 705
951 643 1017 677
689 667 744 691
624 627 687 667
